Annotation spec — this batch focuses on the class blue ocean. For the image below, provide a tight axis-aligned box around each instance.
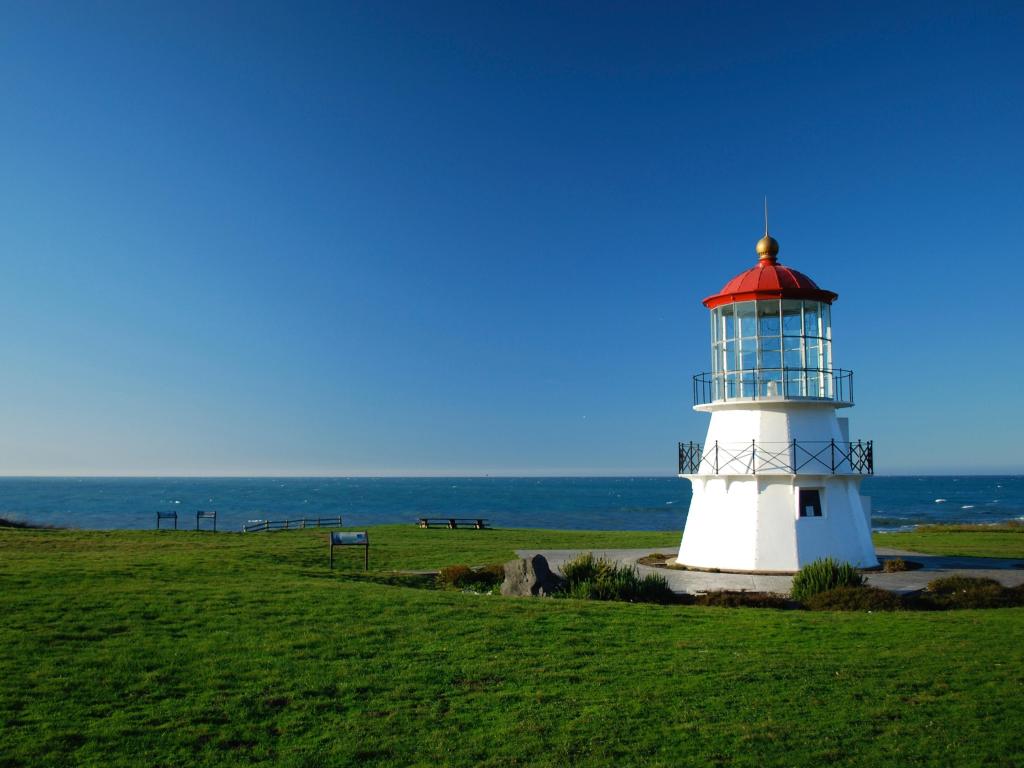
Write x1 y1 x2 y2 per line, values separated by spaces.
0 476 1020 532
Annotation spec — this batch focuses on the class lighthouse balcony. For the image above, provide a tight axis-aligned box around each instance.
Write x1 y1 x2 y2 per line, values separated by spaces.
692 368 854 408
678 438 873 476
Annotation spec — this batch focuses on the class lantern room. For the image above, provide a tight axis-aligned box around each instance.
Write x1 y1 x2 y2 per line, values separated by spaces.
694 234 852 406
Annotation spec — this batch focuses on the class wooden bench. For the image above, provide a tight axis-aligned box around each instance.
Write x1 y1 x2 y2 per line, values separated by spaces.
156 511 178 530
417 517 490 530
196 510 217 531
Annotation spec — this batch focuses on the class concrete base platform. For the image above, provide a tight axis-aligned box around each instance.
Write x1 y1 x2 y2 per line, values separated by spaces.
515 547 1024 595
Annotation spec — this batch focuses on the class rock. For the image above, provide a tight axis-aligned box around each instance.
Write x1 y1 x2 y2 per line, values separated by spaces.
501 555 564 597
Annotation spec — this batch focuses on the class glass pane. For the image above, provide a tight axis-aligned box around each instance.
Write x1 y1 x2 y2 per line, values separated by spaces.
761 350 781 370
822 304 831 340
785 371 804 397
725 340 737 372
782 300 802 334
710 310 718 344
741 344 757 371
806 342 821 370
726 372 739 399
803 302 820 338
758 300 780 337
783 335 802 352
761 336 781 352
711 342 722 374
741 371 756 398
737 302 757 338
784 348 803 370
722 305 735 340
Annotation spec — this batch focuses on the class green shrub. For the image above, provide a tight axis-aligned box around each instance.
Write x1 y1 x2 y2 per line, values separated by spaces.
805 586 902 611
634 573 675 603
476 563 506 581
882 558 911 573
790 558 864 602
917 575 1021 609
437 564 504 592
566 578 596 600
558 553 674 603
466 564 506 594
437 565 473 588
927 575 1001 594
695 591 793 609
560 552 601 584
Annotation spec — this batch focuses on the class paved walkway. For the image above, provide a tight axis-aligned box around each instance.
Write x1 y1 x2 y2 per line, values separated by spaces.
515 547 1024 595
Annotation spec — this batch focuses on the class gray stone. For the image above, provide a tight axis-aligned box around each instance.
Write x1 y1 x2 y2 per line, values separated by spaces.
501 554 565 597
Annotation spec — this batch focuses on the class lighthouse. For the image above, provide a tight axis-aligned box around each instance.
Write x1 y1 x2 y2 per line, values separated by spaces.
676 226 878 572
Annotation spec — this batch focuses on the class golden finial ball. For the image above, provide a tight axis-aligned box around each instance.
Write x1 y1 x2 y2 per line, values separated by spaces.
756 235 779 259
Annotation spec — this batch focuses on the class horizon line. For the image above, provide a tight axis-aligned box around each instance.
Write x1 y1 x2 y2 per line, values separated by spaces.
0 472 1021 479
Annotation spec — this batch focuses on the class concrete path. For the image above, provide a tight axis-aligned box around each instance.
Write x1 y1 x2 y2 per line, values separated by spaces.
515 546 1024 595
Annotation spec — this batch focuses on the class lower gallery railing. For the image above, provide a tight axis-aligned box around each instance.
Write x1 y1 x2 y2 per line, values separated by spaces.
678 439 873 475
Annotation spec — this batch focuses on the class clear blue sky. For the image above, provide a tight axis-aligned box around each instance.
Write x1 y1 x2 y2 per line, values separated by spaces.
1 1 1021 475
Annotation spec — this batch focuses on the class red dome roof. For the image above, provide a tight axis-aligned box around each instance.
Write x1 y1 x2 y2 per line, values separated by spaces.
703 249 837 309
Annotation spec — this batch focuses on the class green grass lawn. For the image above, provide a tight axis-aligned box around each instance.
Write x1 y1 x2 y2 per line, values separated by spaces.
874 524 1024 559
2 526 1023 767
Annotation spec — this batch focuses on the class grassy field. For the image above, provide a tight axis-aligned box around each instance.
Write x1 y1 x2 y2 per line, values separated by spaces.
2 525 1023 767
874 523 1024 559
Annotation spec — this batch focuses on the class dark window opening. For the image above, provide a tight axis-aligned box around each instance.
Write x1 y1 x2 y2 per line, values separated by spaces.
799 488 823 517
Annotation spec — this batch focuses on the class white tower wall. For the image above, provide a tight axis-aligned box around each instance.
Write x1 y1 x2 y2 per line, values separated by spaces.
678 400 879 571
678 470 878 572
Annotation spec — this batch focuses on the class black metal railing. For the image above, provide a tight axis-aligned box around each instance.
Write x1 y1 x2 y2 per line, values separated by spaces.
678 439 873 475
692 368 854 407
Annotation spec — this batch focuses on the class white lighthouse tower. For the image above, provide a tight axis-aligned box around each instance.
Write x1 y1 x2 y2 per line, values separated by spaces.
677 226 878 573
